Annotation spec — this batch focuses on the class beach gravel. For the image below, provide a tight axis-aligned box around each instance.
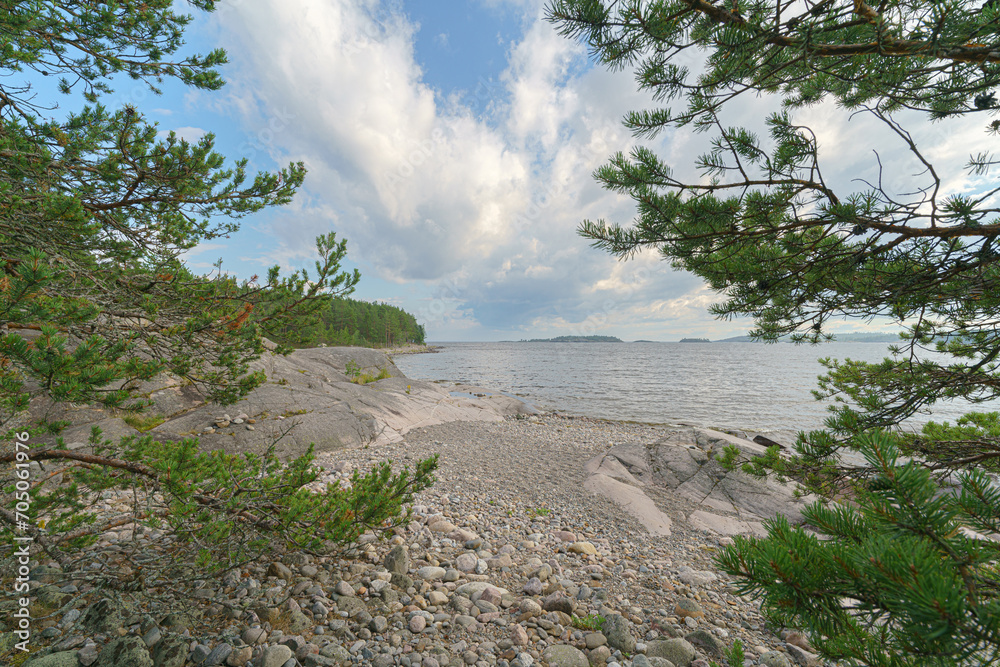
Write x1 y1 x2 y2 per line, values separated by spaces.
15 414 837 667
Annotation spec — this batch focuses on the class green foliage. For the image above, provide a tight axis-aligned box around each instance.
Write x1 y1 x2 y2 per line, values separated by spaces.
548 1 1000 663
0 0 433 631
122 412 166 433
709 639 745 667
0 429 438 587
0 1 360 428
716 432 1000 666
344 361 392 385
571 614 605 631
268 296 426 349
548 0 1000 441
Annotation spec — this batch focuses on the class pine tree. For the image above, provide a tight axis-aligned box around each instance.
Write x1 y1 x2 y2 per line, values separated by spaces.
547 1 1000 663
0 2 435 633
0 1 359 426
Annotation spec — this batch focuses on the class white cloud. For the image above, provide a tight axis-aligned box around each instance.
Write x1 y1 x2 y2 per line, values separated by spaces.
203 0 701 340
200 0 975 341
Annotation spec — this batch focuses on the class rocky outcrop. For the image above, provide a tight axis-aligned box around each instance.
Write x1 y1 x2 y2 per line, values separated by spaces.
584 426 816 538
31 346 536 460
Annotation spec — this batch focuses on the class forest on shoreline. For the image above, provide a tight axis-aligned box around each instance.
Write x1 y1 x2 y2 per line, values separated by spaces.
270 296 426 348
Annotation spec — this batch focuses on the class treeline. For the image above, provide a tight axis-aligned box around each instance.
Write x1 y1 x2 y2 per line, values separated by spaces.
269 296 426 348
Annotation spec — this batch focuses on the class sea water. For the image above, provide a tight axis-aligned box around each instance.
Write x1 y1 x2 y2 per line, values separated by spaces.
394 341 999 433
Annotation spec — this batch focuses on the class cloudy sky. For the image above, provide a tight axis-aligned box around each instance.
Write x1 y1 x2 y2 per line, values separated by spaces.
123 0 983 341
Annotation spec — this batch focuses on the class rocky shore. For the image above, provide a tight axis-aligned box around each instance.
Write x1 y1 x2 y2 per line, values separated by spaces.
5 348 829 667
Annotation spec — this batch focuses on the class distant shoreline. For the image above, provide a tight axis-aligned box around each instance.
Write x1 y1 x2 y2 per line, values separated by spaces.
430 334 902 345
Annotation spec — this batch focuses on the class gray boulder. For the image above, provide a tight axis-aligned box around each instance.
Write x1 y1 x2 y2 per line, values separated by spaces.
151 635 188 667
541 644 589 667
684 630 725 656
95 636 153 667
633 657 676 667
383 545 409 575
24 652 80 667
760 651 792 667
260 645 292 667
81 598 126 635
600 613 635 653
646 638 697 667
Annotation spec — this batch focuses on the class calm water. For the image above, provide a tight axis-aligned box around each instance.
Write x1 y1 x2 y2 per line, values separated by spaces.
394 341 998 433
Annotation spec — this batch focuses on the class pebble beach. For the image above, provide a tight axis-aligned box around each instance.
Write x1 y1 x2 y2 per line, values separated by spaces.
12 413 825 667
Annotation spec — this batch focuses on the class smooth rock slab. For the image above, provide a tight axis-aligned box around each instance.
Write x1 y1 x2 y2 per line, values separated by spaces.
541 644 589 667
687 511 767 538
582 473 672 536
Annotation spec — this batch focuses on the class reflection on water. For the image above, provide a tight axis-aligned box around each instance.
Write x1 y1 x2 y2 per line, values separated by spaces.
395 341 1000 433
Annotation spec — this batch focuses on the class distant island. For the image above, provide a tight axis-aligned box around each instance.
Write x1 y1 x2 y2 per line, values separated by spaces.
519 335 623 343
715 332 902 343
679 337 711 343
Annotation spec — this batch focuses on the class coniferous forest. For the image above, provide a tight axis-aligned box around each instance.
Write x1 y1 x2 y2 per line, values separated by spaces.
268 296 426 348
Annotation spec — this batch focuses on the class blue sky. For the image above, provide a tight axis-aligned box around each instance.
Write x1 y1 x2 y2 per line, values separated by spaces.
63 0 983 341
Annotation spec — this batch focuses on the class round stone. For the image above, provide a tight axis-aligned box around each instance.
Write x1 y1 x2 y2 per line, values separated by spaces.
568 542 598 555
260 645 292 667
415 566 446 581
674 598 704 620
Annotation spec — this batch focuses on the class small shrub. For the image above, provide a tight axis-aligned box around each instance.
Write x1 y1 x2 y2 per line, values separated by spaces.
571 614 605 631
122 412 166 432
0 429 438 598
349 365 391 385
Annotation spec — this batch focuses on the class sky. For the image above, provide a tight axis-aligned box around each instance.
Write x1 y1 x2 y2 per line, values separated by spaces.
83 0 989 341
